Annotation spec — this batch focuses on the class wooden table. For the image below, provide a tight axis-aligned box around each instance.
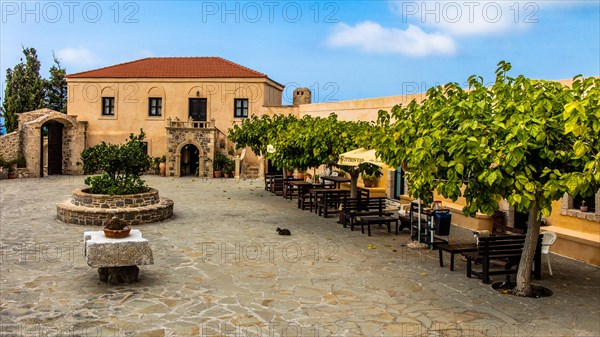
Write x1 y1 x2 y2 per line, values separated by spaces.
289 181 322 207
320 176 351 189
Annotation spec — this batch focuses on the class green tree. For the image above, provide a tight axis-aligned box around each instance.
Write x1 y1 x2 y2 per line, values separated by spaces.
81 130 151 195
44 53 67 113
230 113 373 197
228 114 297 157
1 47 45 133
373 61 599 296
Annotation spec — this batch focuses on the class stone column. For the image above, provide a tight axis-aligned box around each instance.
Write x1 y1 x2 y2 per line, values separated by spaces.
174 154 181 177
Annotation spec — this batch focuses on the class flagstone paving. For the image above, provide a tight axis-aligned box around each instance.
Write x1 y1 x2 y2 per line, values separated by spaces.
1 175 599 336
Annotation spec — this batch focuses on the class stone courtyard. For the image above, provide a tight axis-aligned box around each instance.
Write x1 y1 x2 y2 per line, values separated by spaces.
0 175 599 337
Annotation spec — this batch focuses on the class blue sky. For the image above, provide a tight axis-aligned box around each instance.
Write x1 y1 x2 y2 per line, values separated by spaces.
1 0 599 104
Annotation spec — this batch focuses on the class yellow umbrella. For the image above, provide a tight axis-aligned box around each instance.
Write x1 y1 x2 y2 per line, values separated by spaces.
337 148 391 168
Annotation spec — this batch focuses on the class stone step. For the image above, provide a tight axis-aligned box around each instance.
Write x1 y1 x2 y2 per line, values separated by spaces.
242 166 259 179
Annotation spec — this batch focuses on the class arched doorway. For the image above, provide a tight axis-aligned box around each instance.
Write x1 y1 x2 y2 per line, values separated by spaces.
180 144 200 176
41 120 64 176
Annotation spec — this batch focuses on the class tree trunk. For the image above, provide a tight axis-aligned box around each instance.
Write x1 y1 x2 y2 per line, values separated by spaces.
514 196 542 297
349 170 359 198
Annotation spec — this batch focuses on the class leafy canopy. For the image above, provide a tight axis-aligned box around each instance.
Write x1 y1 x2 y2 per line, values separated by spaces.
228 113 374 197
372 61 599 218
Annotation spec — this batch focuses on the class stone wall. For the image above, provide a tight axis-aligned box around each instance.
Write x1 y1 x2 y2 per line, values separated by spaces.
72 188 161 208
57 188 174 226
0 132 20 161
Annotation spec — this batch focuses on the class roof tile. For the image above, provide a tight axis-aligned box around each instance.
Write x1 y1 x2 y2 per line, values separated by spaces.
67 57 269 79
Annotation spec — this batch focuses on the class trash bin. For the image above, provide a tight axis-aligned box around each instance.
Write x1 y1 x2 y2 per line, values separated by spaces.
433 211 451 236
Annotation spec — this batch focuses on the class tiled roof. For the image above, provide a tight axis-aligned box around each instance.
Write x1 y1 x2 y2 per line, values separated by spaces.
67 57 269 79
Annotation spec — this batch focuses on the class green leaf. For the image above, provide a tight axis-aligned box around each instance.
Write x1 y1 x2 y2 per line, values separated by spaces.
573 140 586 157
487 171 497 186
525 182 535 192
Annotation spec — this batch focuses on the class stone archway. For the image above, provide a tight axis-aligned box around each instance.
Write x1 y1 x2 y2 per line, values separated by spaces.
174 140 205 177
9 109 87 178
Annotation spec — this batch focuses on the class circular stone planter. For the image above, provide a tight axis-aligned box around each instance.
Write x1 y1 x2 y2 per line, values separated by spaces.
57 188 174 226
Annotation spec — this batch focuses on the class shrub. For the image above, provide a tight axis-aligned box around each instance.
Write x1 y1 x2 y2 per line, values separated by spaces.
81 130 151 195
213 150 230 171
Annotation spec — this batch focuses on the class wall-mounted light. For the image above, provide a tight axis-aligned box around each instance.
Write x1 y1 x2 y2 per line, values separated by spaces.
196 91 200 97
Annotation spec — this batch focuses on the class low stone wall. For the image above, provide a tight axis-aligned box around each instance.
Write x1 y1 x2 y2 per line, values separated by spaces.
0 131 20 161
71 188 160 208
57 188 174 226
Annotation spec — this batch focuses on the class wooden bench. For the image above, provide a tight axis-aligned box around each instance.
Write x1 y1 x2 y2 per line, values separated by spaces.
437 242 479 271
271 176 284 195
464 235 542 283
339 197 392 229
359 215 399 236
339 197 399 236
315 189 350 217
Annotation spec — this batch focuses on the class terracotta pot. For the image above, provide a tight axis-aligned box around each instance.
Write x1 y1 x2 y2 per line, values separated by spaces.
223 172 230 178
214 170 222 178
580 206 589 212
296 172 305 179
159 162 166 176
103 226 131 239
363 178 375 188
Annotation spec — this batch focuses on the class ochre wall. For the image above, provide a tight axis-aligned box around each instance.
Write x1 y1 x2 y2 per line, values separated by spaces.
67 77 283 157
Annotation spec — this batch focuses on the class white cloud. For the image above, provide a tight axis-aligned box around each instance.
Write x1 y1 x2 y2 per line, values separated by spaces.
327 21 456 57
389 0 596 36
55 47 98 68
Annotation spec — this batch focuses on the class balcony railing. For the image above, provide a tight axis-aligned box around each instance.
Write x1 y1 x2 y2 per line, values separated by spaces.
167 117 214 129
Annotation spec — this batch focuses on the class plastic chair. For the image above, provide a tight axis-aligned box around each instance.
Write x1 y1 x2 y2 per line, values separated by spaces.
541 231 558 275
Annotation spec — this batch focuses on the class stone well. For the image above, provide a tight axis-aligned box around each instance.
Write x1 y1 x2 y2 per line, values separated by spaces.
57 188 174 226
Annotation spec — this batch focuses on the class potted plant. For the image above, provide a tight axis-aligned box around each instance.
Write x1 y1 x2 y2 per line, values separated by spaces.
223 156 235 178
151 157 161 175
213 150 228 178
580 200 588 212
103 216 131 239
359 163 382 188
159 155 166 176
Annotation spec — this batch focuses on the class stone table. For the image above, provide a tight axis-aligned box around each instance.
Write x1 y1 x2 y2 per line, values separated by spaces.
83 230 154 284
